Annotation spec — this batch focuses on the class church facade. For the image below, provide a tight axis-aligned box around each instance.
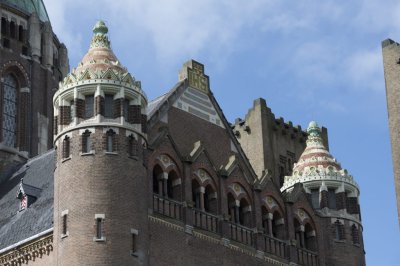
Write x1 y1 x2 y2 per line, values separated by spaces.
0 1 365 265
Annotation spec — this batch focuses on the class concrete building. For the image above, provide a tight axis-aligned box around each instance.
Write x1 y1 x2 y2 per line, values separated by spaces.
382 38 400 225
0 1 365 265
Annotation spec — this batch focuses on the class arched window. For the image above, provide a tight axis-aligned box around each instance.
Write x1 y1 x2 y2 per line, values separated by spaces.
304 223 317 251
167 171 181 201
152 165 163 195
334 220 345 240
9 21 15 38
105 129 116 152
127 135 138 157
62 136 70 158
1 17 7 35
2 74 18 147
227 193 237 223
204 185 217 214
18 25 24 42
272 211 285 239
239 198 251 227
192 179 201 209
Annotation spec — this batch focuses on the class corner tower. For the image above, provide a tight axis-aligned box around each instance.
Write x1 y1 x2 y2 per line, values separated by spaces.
382 38 400 225
281 122 365 266
53 21 148 265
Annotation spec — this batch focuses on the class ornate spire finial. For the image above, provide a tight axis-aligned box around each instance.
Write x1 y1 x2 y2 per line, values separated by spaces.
306 121 324 147
90 20 110 49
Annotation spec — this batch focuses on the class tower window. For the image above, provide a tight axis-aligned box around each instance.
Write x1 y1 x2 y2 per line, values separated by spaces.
94 214 105 241
61 210 69 238
82 130 91 153
1 17 6 35
131 229 138 256
2 74 18 148
85 95 94 118
351 224 359 244
9 21 15 38
123 99 130 121
104 94 114 118
128 135 138 157
62 135 70 158
334 220 345 241
105 129 116 152
328 188 336 209
18 25 24 42
310 189 320 209
96 218 102 239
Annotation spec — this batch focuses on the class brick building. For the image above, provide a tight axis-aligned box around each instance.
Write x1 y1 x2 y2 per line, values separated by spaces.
382 39 400 225
0 1 365 265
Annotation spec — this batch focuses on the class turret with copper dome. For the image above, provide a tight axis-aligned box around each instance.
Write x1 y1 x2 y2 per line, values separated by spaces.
282 121 365 265
53 21 148 265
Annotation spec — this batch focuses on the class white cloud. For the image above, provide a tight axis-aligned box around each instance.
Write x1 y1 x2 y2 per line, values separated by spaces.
345 48 384 92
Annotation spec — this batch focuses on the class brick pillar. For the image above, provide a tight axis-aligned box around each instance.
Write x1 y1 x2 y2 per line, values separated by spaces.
128 105 141 124
113 98 123 118
347 197 359 214
75 99 85 118
59 106 71 125
141 114 147 133
95 95 104 116
336 192 347 210
285 202 298 264
54 116 58 135
320 190 328 209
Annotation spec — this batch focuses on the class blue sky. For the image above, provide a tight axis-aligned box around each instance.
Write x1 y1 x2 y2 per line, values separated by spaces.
43 0 399 264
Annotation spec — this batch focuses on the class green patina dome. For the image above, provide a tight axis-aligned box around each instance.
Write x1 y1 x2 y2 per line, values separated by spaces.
3 0 50 22
93 20 108 35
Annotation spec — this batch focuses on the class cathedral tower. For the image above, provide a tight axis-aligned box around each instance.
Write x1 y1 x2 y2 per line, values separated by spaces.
382 38 400 225
53 21 148 265
0 0 69 183
281 122 365 266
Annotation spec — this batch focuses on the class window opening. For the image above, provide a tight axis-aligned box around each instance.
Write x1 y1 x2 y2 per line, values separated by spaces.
2 74 18 147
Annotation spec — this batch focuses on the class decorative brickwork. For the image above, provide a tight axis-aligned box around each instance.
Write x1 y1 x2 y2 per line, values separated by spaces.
320 190 328 209
59 106 71 125
75 99 85 119
95 95 104 116
113 98 123 118
129 105 141 124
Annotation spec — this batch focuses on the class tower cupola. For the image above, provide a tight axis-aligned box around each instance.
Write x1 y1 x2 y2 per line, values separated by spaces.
281 121 360 219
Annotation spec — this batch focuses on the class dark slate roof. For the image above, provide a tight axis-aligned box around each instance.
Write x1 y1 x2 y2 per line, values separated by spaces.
19 183 42 198
0 149 55 250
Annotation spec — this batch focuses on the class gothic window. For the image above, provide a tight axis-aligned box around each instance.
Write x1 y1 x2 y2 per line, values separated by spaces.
106 129 115 152
104 94 114 118
127 135 138 157
334 220 345 240
84 95 94 118
2 74 18 147
62 135 70 158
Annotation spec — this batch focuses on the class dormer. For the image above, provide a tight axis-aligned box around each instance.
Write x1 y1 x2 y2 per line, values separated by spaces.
16 179 42 211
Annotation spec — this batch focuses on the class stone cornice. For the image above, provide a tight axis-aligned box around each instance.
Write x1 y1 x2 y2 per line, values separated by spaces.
0 233 53 266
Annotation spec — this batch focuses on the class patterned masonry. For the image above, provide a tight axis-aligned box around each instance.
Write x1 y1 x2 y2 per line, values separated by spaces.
0 1 366 265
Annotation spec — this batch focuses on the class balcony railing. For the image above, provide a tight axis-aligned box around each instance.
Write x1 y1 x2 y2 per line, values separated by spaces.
296 247 318 266
261 234 288 259
153 194 183 221
193 208 219 233
226 221 253 246
151 194 319 266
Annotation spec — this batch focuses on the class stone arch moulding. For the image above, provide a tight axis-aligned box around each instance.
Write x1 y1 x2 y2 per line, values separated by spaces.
1 61 30 88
